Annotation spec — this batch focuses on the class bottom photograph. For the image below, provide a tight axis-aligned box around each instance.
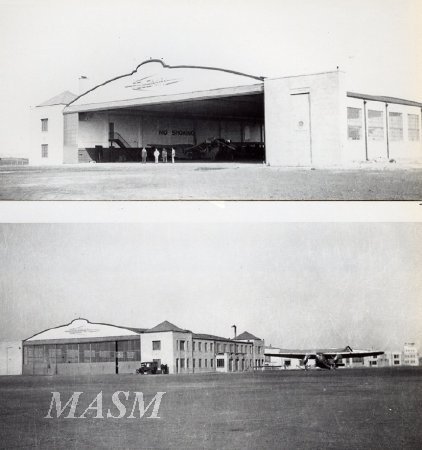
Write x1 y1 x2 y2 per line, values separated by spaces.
0 222 421 449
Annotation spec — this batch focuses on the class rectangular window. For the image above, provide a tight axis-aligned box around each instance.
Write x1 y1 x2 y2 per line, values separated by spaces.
193 358 195 368
41 118 48 132
211 359 213 368
179 340 185 351
389 112 403 141
41 144 48 158
408 114 420 141
205 359 208 368
152 341 161 351
198 342 202 352
117 340 140 361
180 358 185 369
368 110 384 141
217 359 224 368
394 361 400 365
347 107 362 140
66 344 79 363
199 358 202 368
204 342 208 352
210 343 213 352
217 343 221 352
193 341 196 351
187 358 189 369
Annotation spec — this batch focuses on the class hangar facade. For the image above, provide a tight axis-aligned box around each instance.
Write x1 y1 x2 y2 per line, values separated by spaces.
22 319 265 376
30 59 422 167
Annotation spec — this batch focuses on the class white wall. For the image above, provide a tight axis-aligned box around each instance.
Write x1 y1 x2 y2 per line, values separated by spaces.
78 112 109 148
141 331 193 374
264 71 347 166
63 113 79 163
0 341 22 375
29 105 65 165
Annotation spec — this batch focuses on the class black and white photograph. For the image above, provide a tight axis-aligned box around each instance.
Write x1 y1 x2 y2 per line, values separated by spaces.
1 0 422 449
0 218 421 448
0 0 421 200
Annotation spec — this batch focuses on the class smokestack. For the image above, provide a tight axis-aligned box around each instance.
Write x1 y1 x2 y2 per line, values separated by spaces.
231 325 237 339
78 76 89 95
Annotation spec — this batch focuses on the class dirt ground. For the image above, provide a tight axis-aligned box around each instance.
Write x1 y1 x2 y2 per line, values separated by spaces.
0 368 421 449
0 163 421 200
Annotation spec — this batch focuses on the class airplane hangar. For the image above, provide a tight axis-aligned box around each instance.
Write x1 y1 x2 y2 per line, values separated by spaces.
30 59 422 166
20 318 265 376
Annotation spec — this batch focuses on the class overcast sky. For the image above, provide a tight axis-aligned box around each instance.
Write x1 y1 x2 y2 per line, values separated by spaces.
1 222 421 351
0 0 421 156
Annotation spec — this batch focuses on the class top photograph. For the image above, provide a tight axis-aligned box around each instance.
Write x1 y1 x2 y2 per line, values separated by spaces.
1 0 421 200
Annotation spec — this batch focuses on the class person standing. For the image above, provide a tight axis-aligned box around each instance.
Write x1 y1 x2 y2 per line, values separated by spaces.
154 148 159 164
141 147 147 163
162 148 168 163
171 147 176 164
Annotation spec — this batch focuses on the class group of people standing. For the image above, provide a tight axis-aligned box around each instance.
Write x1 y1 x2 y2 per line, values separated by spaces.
141 147 176 164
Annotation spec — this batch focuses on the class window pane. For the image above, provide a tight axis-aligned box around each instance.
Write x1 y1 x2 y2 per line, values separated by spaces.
347 107 362 140
368 110 384 141
389 112 403 141
408 114 420 141
41 118 48 132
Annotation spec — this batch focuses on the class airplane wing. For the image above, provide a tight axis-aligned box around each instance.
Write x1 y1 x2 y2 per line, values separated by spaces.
328 350 384 359
265 348 384 359
265 351 316 360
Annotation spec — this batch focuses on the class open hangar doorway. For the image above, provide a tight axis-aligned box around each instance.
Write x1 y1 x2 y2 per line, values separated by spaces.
78 92 265 164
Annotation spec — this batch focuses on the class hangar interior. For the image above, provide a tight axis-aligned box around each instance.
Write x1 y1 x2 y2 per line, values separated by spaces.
75 93 265 163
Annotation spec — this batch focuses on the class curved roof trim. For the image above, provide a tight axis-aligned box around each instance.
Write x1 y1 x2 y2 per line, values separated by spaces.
66 59 265 107
23 318 142 342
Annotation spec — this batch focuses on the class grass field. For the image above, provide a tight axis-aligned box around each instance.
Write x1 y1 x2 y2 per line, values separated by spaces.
0 368 421 449
0 163 421 200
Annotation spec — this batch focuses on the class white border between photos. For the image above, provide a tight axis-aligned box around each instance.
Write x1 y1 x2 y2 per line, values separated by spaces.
0 201 421 223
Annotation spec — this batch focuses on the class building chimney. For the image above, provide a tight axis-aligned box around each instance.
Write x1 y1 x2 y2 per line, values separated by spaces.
79 76 89 95
231 325 237 339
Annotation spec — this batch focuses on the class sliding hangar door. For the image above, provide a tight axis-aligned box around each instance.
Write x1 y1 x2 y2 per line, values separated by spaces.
64 61 265 163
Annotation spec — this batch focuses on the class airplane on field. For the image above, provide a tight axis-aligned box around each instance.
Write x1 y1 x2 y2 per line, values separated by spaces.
264 346 384 370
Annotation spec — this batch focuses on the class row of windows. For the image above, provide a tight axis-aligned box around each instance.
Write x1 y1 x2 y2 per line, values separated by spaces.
193 341 214 352
152 339 255 354
347 108 420 142
24 341 140 364
175 358 215 369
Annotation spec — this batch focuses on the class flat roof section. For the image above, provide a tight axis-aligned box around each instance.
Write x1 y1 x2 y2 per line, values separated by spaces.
347 92 422 108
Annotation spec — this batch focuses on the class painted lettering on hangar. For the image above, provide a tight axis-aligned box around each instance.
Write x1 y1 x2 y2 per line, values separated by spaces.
158 130 195 136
